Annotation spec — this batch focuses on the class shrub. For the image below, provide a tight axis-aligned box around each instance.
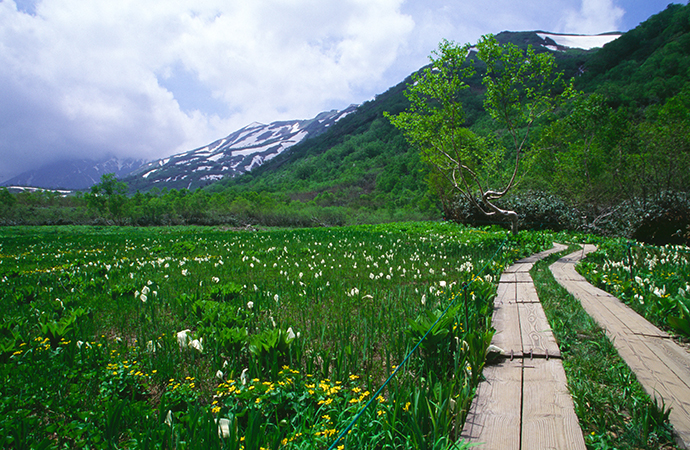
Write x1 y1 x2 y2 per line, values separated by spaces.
443 190 578 232
631 191 690 245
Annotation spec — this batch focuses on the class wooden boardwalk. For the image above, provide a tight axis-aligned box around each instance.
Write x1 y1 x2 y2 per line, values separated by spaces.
551 246 690 449
460 244 587 449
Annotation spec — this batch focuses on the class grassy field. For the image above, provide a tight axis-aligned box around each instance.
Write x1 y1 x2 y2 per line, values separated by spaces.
0 223 551 449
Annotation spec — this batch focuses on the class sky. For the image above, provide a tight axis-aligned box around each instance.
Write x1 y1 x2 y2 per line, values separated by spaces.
0 0 681 181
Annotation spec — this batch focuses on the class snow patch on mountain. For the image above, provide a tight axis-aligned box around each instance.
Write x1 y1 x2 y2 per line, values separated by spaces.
537 32 622 50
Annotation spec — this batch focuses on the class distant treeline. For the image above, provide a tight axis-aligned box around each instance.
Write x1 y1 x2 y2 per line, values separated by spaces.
0 180 439 229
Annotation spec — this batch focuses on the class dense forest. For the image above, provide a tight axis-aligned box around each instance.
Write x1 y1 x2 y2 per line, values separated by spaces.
1 4 689 244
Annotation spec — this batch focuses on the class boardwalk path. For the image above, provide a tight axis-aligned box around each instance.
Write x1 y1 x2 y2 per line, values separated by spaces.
460 244 587 449
551 245 690 449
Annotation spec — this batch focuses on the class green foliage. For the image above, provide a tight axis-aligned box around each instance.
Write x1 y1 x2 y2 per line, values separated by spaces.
39 307 88 348
580 3 690 106
207 283 243 302
386 35 573 234
668 295 690 337
579 239 690 338
0 223 546 448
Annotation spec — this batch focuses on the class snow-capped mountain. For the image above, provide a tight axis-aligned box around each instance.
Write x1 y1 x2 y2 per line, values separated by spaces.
124 105 358 191
2 157 148 191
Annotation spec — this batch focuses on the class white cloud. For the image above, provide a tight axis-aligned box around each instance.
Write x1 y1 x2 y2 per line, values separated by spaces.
560 0 625 34
0 0 414 180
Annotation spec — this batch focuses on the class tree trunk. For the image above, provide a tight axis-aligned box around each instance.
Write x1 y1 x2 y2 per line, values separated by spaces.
507 210 519 235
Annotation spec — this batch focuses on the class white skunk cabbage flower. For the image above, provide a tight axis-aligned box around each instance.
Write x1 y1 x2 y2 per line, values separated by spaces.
218 418 230 438
177 329 191 349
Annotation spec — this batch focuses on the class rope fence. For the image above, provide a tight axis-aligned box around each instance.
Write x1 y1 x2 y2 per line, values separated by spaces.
327 233 510 449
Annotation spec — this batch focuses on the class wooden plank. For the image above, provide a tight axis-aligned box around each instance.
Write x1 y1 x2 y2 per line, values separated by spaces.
504 262 533 273
553 265 667 338
610 332 690 449
522 359 587 450
556 279 634 338
516 282 540 304
460 359 523 449
551 248 690 448
500 272 517 284
495 281 515 307
585 286 667 338
518 302 561 358
515 272 533 283
515 243 568 265
492 301 522 357
608 331 690 411
648 338 690 388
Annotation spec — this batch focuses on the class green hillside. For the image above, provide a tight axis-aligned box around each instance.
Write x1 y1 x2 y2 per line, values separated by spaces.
208 3 690 242
208 35 584 215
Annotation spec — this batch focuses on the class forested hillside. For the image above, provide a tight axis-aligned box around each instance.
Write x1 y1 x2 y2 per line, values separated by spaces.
1 4 689 244
212 3 690 243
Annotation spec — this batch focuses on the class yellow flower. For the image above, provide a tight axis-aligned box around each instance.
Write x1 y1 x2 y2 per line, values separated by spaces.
403 402 411 412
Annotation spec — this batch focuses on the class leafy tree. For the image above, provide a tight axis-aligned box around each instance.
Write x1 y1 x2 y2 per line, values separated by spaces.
536 94 622 208
86 173 128 223
0 188 15 212
386 36 573 234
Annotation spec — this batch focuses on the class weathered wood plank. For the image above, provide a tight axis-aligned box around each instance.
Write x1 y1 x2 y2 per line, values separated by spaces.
555 279 632 337
605 331 690 445
495 281 515 307
492 301 522 357
515 272 533 283
460 359 523 449
649 338 690 388
500 272 517 284
516 282 540 304
586 287 667 338
522 359 587 450
464 244 585 449
555 276 668 340
551 248 690 448
518 302 561 358
504 262 533 273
